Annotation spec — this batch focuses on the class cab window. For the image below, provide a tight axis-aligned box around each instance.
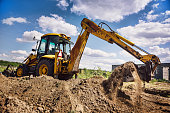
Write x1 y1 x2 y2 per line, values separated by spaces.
48 42 56 54
39 39 47 54
64 43 70 55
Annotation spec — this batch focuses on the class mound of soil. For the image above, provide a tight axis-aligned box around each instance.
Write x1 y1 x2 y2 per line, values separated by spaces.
0 62 170 113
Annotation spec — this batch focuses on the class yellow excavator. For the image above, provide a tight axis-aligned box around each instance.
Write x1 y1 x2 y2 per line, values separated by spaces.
3 18 160 82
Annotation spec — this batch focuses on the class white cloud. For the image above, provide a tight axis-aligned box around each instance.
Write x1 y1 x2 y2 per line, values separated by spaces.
146 10 158 21
117 21 170 47
11 56 26 62
146 14 158 21
161 10 170 16
80 55 125 71
2 17 27 25
152 3 159 8
0 51 27 62
32 41 40 49
56 0 69 10
84 47 116 57
165 10 170 15
37 14 78 36
16 30 43 42
119 50 145 64
120 50 133 58
70 0 152 22
149 46 170 62
78 47 125 71
0 53 8 57
163 18 170 23
11 50 28 56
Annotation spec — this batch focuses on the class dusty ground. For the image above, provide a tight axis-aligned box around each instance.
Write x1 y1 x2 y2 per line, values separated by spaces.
0 62 170 113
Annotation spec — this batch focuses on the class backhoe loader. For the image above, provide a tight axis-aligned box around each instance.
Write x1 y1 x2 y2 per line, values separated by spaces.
3 18 160 82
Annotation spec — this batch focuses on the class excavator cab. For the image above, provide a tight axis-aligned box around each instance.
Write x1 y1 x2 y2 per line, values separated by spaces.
12 33 73 78
37 33 72 60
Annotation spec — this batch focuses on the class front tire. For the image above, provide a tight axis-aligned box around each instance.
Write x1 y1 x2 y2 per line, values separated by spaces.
16 65 28 77
36 59 54 76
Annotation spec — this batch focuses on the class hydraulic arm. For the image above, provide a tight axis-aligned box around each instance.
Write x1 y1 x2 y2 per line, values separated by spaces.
68 18 160 82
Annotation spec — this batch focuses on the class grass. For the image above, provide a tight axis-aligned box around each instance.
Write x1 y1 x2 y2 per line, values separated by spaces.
0 66 7 72
78 67 112 79
0 60 21 67
0 60 21 72
150 78 170 83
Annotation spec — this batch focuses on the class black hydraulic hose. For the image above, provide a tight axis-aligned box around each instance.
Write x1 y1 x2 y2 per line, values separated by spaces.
98 22 114 32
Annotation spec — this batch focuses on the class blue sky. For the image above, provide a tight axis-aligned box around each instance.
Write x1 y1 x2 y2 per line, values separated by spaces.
0 0 170 71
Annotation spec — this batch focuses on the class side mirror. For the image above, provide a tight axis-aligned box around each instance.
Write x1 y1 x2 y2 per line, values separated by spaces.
33 36 36 40
33 36 40 41
32 49 36 51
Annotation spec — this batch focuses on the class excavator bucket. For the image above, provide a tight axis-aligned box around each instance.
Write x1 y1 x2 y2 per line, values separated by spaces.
123 62 155 83
137 62 152 82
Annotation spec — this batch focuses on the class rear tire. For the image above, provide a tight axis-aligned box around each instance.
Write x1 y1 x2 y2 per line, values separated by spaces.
36 59 54 76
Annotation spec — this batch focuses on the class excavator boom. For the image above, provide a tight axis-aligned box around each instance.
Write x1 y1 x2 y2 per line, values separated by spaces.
69 18 160 82
68 30 90 73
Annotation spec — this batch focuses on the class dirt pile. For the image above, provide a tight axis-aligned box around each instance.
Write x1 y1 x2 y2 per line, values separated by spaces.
0 75 116 113
103 62 143 112
0 62 170 113
103 62 137 98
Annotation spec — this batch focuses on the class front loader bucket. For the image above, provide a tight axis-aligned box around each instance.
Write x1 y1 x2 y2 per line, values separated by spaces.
2 65 15 77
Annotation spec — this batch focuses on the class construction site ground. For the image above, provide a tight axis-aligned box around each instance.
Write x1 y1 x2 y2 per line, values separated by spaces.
0 62 170 113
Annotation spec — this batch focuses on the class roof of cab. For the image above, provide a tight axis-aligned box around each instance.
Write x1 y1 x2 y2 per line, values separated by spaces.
41 33 71 40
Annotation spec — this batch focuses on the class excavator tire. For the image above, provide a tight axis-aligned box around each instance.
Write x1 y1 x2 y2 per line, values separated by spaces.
16 64 28 77
36 59 54 77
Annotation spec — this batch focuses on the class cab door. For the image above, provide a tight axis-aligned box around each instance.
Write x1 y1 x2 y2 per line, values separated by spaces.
37 36 48 59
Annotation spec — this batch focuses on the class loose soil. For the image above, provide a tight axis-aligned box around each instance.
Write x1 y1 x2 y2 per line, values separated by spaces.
0 62 170 113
